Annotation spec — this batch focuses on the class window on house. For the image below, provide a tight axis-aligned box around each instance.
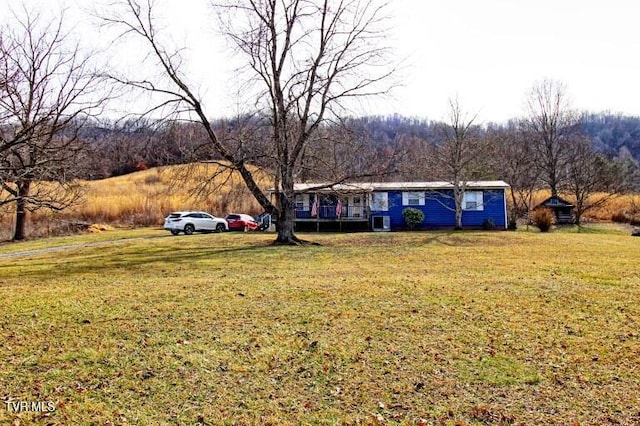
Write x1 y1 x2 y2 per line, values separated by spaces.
295 194 309 210
463 191 484 211
371 192 388 211
402 191 425 206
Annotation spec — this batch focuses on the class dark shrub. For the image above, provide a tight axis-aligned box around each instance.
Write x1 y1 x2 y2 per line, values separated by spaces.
402 207 424 231
611 211 628 223
532 208 554 232
482 218 496 230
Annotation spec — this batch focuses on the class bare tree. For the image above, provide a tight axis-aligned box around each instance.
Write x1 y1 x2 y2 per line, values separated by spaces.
428 97 492 230
565 137 628 227
489 121 539 229
98 0 396 244
525 79 579 197
297 118 402 183
0 9 109 240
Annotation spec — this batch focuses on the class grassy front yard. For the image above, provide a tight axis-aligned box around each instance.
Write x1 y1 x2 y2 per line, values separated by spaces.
1 227 639 425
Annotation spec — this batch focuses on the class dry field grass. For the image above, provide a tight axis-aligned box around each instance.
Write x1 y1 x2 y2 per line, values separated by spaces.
76 165 268 223
0 165 268 240
1 228 639 425
529 191 640 223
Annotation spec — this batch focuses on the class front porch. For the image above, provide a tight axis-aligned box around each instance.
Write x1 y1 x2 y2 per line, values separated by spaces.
296 205 368 220
294 192 370 231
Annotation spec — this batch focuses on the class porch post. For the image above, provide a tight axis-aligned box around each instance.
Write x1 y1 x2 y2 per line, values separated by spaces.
339 197 343 232
316 193 320 233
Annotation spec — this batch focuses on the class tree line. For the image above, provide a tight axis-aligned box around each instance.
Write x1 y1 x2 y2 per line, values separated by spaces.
76 111 640 182
2 1 639 241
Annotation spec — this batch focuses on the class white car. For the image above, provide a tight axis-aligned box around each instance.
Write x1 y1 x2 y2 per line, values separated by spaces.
163 211 228 235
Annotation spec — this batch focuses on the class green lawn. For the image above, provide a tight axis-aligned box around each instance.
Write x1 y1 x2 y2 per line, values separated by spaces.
1 227 639 425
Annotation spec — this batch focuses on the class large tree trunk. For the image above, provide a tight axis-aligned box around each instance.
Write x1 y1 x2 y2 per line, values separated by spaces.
275 192 297 244
13 180 31 241
454 186 463 230
274 170 301 244
454 206 463 230
508 190 519 230
574 199 583 227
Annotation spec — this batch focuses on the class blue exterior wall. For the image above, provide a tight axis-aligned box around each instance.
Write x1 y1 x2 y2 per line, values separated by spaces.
371 189 506 230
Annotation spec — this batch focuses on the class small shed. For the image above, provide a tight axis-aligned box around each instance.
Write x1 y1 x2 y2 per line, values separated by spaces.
537 195 574 224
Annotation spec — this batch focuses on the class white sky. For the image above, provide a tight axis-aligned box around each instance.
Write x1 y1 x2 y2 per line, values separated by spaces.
4 0 640 123
389 0 640 122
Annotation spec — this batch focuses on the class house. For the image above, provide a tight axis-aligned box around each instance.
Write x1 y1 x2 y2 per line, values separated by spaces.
535 195 574 224
289 181 510 231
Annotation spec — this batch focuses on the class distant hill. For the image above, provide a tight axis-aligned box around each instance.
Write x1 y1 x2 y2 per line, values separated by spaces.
76 113 640 182
580 113 640 160
347 113 640 162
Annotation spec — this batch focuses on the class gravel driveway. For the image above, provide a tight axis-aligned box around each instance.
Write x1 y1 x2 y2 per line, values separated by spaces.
0 235 170 260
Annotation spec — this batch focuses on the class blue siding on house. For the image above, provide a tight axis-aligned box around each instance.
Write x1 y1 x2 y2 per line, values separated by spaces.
371 189 506 229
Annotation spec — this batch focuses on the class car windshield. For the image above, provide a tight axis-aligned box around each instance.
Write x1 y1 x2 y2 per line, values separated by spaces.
169 213 182 218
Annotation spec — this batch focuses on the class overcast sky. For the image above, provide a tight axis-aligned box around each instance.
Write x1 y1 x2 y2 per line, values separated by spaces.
4 0 640 123
391 0 640 122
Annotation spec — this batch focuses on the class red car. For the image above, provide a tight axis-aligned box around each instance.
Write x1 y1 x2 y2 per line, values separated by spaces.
225 213 259 231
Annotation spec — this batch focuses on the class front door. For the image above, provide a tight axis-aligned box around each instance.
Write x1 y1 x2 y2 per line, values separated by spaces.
350 195 363 217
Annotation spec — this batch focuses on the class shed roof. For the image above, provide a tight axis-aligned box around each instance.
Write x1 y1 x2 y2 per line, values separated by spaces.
538 195 574 208
290 181 510 193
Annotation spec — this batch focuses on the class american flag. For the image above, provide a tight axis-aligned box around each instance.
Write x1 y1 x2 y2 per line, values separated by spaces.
336 199 342 217
311 194 318 216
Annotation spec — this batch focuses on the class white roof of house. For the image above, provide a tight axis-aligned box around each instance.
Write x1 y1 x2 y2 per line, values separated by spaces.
292 181 510 193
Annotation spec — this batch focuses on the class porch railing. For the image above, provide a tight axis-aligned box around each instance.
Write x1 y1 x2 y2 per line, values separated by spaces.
296 205 366 219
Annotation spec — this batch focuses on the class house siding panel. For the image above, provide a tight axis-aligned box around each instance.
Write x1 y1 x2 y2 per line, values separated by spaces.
370 189 506 229
463 190 506 228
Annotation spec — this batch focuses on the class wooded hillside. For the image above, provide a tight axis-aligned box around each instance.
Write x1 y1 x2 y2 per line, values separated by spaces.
77 113 640 183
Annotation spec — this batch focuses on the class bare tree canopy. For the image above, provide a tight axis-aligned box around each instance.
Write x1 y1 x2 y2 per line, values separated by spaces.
488 121 539 229
98 0 397 244
525 79 580 197
565 136 629 226
425 97 493 230
0 8 110 240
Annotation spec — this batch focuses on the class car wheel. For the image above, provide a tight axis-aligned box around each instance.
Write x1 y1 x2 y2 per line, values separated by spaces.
216 223 226 233
170 230 180 235
184 224 195 235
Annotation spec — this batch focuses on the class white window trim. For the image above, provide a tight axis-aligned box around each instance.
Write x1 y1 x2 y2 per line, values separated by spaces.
463 191 484 211
295 194 310 210
402 191 425 206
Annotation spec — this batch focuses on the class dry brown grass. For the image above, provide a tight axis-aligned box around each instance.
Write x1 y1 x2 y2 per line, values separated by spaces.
75 164 268 224
516 190 640 223
0 164 270 240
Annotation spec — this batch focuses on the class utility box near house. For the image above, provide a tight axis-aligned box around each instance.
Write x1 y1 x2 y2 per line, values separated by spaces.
372 215 391 232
